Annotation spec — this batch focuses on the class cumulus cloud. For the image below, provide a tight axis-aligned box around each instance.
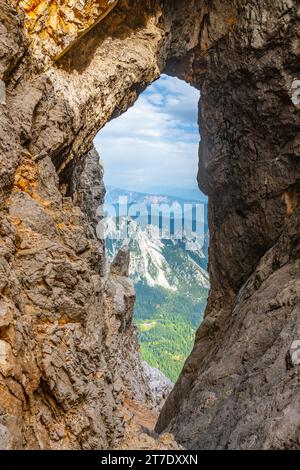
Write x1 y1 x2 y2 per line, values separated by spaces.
94 74 200 194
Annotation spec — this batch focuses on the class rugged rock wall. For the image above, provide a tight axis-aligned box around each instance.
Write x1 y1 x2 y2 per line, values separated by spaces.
0 0 299 450
0 0 203 449
18 0 120 61
157 0 300 450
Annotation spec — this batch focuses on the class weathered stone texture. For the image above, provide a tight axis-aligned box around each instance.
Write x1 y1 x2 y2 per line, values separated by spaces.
0 0 300 450
157 0 300 450
18 0 119 61
0 0 202 449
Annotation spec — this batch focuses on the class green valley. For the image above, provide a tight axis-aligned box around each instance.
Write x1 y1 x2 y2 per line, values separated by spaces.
105 187 209 383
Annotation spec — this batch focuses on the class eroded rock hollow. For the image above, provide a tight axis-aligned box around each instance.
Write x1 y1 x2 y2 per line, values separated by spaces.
0 0 299 450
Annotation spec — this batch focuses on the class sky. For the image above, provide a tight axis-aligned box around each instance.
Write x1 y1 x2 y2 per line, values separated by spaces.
94 74 201 199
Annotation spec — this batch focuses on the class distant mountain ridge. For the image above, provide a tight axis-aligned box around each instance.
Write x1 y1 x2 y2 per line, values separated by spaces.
105 185 207 206
105 187 209 381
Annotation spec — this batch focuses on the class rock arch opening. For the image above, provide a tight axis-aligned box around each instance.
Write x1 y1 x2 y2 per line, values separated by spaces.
94 74 209 389
1 0 299 451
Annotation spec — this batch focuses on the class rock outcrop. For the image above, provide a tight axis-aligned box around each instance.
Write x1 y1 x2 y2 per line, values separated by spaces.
142 362 173 412
18 0 120 61
0 0 299 450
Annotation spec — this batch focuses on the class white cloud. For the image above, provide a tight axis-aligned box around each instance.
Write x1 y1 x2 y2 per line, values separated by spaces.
147 92 165 106
94 75 201 194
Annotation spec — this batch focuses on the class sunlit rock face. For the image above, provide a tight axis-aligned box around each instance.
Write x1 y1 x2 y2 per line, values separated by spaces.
1 0 300 451
18 0 119 60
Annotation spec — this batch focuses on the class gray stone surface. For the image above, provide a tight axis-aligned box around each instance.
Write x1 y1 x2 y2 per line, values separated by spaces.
142 362 173 411
156 0 300 451
111 247 130 277
0 423 9 450
0 0 299 450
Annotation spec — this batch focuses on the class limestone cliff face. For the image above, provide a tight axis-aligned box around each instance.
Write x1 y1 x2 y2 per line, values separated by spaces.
0 0 299 450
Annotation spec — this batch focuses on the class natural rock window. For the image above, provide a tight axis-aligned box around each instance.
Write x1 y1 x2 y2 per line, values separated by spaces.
1 0 299 451
94 75 209 384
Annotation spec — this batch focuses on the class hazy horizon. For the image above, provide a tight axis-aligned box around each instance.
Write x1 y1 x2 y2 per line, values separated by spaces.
105 183 207 203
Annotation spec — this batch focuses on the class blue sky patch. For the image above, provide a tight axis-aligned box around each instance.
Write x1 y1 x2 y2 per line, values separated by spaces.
94 75 201 197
